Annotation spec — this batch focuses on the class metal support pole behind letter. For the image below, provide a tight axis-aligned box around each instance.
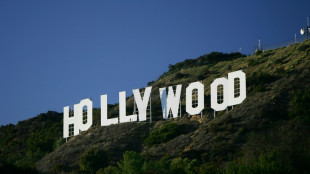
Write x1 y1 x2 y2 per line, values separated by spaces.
150 96 152 123
179 100 182 117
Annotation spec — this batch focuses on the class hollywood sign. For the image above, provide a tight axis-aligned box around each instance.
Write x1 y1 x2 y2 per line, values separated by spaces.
63 70 246 138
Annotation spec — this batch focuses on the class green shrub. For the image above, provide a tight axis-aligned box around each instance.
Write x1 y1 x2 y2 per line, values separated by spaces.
53 138 66 150
199 162 222 174
0 162 38 174
196 74 206 81
247 72 276 92
261 51 274 58
253 84 265 92
169 157 200 174
257 72 275 83
144 122 183 146
174 72 188 79
289 88 310 123
96 166 120 174
117 151 144 174
52 165 68 173
247 58 259 66
225 151 292 174
79 148 109 174
275 67 285 75
297 44 310 51
115 151 201 174
255 50 263 56
147 81 155 86
142 156 171 173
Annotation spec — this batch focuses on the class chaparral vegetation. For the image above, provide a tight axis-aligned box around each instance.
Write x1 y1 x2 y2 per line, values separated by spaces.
1 40 310 174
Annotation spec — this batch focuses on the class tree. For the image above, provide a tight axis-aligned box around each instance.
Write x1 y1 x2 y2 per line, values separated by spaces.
80 148 109 174
117 151 144 174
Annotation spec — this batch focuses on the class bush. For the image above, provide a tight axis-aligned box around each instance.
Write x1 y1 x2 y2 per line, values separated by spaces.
247 58 259 66
297 44 310 52
115 151 201 174
253 84 265 92
255 50 263 56
275 67 285 75
289 88 310 123
144 122 183 146
52 165 68 173
169 157 200 174
53 138 66 150
199 162 222 174
142 156 171 173
196 74 206 81
247 72 276 92
96 166 120 174
147 81 155 86
174 72 188 79
117 151 144 174
225 151 292 174
0 162 38 174
79 148 109 174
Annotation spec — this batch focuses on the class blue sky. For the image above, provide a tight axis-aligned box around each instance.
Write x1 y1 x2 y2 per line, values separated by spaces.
0 0 309 125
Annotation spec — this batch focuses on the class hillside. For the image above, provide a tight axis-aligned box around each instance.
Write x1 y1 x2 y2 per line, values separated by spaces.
1 40 310 173
0 111 63 173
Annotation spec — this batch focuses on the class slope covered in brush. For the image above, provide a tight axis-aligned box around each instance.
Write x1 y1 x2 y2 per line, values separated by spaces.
1 40 310 174
35 40 310 173
0 111 63 172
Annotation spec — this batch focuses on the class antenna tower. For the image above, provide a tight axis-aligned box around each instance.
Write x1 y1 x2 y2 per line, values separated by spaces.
300 17 310 39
